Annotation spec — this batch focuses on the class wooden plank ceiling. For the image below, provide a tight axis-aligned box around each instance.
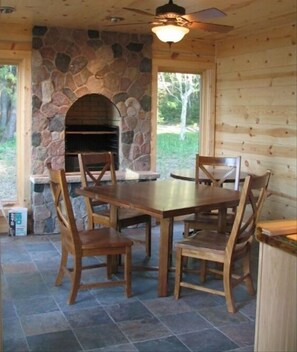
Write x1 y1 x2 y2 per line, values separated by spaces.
0 0 296 41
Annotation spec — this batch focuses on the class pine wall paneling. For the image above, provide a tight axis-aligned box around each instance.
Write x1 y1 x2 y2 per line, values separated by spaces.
215 23 297 219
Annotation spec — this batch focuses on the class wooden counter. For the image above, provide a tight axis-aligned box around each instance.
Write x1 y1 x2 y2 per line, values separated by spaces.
254 220 297 352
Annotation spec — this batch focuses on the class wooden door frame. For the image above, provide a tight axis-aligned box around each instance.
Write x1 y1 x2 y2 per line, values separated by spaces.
0 50 32 208
151 58 216 171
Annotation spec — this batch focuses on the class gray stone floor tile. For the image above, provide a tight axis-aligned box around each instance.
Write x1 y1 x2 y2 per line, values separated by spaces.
74 323 128 350
143 296 192 316
5 271 50 299
89 343 138 352
159 311 213 334
178 328 239 352
134 335 191 352
2 298 17 319
27 330 82 352
117 316 172 342
20 311 70 336
3 337 29 352
198 304 250 327
219 321 255 347
3 317 26 341
63 306 113 328
14 295 59 316
104 300 153 322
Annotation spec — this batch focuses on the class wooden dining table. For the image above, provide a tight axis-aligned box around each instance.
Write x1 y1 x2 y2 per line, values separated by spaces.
170 168 248 182
76 179 240 297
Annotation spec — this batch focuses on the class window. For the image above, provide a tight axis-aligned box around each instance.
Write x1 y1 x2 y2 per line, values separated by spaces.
0 64 17 201
151 59 216 174
0 51 31 208
156 72 200 179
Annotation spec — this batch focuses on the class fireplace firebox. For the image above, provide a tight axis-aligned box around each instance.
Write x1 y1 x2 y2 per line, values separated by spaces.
64 94 120 172
65 124 119 172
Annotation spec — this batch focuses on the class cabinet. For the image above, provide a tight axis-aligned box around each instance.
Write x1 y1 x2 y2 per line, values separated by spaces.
65 125 119 172
254 222 297 352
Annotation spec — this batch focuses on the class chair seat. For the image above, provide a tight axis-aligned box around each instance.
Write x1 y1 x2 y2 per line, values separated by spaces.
79 227 133 249
177 231 229 258
184 211 235 224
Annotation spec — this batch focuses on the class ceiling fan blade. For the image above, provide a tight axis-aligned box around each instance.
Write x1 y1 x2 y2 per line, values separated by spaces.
123 7 154 17
190 21 233 33
183 8 226 22
105 22 151 27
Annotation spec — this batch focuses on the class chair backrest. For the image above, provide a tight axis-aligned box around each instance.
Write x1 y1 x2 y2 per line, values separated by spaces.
226 170 271 256
78 152 117 224
47 163 80 252
195 155 241 190
78 152 117 187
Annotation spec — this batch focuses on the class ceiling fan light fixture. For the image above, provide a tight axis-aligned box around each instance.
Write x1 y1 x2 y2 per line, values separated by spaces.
152 24 189 44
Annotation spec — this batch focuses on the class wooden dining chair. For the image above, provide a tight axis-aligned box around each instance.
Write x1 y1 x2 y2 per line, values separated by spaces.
183 155 241 237
174 170 271 313
78 152 152 257
47 163 133 304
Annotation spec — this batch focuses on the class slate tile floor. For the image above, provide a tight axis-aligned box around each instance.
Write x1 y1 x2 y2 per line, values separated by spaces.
1 222 258 352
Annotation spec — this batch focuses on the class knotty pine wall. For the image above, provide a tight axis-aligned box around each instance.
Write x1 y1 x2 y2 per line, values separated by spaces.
215 23 297 219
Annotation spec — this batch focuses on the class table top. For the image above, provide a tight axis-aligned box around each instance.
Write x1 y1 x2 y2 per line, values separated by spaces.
76 179 240 219
256 219 297 257
170 168 248 182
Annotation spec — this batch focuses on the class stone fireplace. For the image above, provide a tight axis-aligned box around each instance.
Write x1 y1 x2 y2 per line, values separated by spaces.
30 26 156 234
31 25 153 175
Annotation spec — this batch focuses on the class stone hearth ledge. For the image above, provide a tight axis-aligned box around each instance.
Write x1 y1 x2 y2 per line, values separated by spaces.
30 170 160 184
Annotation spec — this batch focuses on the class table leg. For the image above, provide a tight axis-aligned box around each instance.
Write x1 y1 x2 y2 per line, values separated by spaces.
109 205 119 272
218 207 227 233
158 217 172 297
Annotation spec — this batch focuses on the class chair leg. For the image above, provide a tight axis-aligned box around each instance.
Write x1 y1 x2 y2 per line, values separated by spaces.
223 262 236 313
68 256 82 305
174 247 183 299
145 219 151 257
200 260 207 283
184 222 190 238
124 247 132 298
243 251 255 295
87 213 94 230
168 219 174 266
55 245 68 286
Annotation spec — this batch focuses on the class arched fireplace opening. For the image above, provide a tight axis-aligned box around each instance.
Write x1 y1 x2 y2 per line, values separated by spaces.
65 94 120 172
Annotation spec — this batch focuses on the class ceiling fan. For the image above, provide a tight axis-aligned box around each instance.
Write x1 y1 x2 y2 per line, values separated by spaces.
108 0 233 44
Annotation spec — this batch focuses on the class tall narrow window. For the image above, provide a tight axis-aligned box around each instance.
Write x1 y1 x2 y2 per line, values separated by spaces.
0 64 17 201
156 72 200 179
